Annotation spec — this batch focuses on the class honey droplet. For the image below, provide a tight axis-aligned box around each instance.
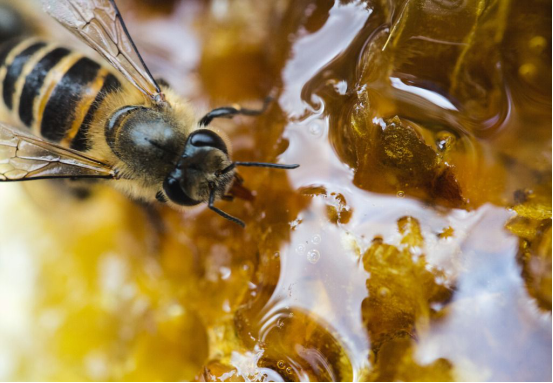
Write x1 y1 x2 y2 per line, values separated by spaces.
519 63 537 80
311 234 322 244
379 287 390 298
307 249 321 264
529 35 547 53
308 120 325 136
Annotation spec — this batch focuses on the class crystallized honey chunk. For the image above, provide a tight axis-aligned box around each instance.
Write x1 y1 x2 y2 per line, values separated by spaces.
516 222 552 311
351 115 465 207
367 332 454 382
397 216 424 247
507 182 552 311
299 186 353 225
378 117 437 173
361 217 452 353
512 184 553 221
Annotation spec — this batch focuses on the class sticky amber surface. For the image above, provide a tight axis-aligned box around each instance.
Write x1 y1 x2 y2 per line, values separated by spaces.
0 0 551 381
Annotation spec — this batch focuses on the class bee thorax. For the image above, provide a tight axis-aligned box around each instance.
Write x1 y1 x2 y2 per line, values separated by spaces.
106 106 185 185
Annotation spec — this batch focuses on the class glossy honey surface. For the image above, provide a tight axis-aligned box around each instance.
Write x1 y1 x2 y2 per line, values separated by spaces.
0 0 550 381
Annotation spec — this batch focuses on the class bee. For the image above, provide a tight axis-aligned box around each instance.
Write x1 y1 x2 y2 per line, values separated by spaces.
0 0 298 227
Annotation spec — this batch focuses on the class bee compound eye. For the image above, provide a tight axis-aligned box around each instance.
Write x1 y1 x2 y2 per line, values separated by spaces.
163 176 201 206
188 130 228 154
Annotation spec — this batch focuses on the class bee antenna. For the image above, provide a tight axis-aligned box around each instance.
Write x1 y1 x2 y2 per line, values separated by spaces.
208 187 245 228
236 161 300 169
220 161 299 175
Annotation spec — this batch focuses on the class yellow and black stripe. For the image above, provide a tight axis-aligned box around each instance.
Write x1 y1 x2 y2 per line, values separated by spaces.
0 38 121 151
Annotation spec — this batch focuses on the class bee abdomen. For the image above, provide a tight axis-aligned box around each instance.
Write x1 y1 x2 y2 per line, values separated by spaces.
70 69 121 152
0 38 122 149
40 56 103 142
3 40 46 110
18 46 71 127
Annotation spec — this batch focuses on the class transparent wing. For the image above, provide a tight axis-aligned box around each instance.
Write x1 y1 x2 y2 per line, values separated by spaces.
42 0 164 103
0 123 116 181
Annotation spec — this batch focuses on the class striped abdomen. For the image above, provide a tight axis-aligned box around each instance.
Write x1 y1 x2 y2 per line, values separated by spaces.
0 38 121 151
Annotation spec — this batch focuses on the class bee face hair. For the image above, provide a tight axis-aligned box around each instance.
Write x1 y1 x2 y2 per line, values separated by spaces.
163 129 234 206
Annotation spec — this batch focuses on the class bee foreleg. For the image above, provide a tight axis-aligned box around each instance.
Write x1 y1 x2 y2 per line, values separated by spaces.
63 179 98 200
137 202 166 255
155 77 170 88
199 96 272 127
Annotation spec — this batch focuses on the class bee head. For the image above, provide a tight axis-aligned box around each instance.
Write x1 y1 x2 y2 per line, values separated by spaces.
162 129 299 228
163 129 235 208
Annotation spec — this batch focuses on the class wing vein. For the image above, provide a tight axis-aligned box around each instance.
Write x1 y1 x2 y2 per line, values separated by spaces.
43 0 165 105
0 123 116 181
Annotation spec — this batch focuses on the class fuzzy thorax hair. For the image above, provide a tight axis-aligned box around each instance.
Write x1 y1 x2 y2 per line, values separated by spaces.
86 81 201 205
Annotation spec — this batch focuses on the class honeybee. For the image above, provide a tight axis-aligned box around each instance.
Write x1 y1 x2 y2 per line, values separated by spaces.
0 0 298 227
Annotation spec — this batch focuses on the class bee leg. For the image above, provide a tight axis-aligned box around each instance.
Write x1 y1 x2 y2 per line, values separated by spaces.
199 96 272 127
138 202 166 255
222 194 234 202
68 185 93 200
0 3 31 42
155 77 170 88
64 179 97 200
